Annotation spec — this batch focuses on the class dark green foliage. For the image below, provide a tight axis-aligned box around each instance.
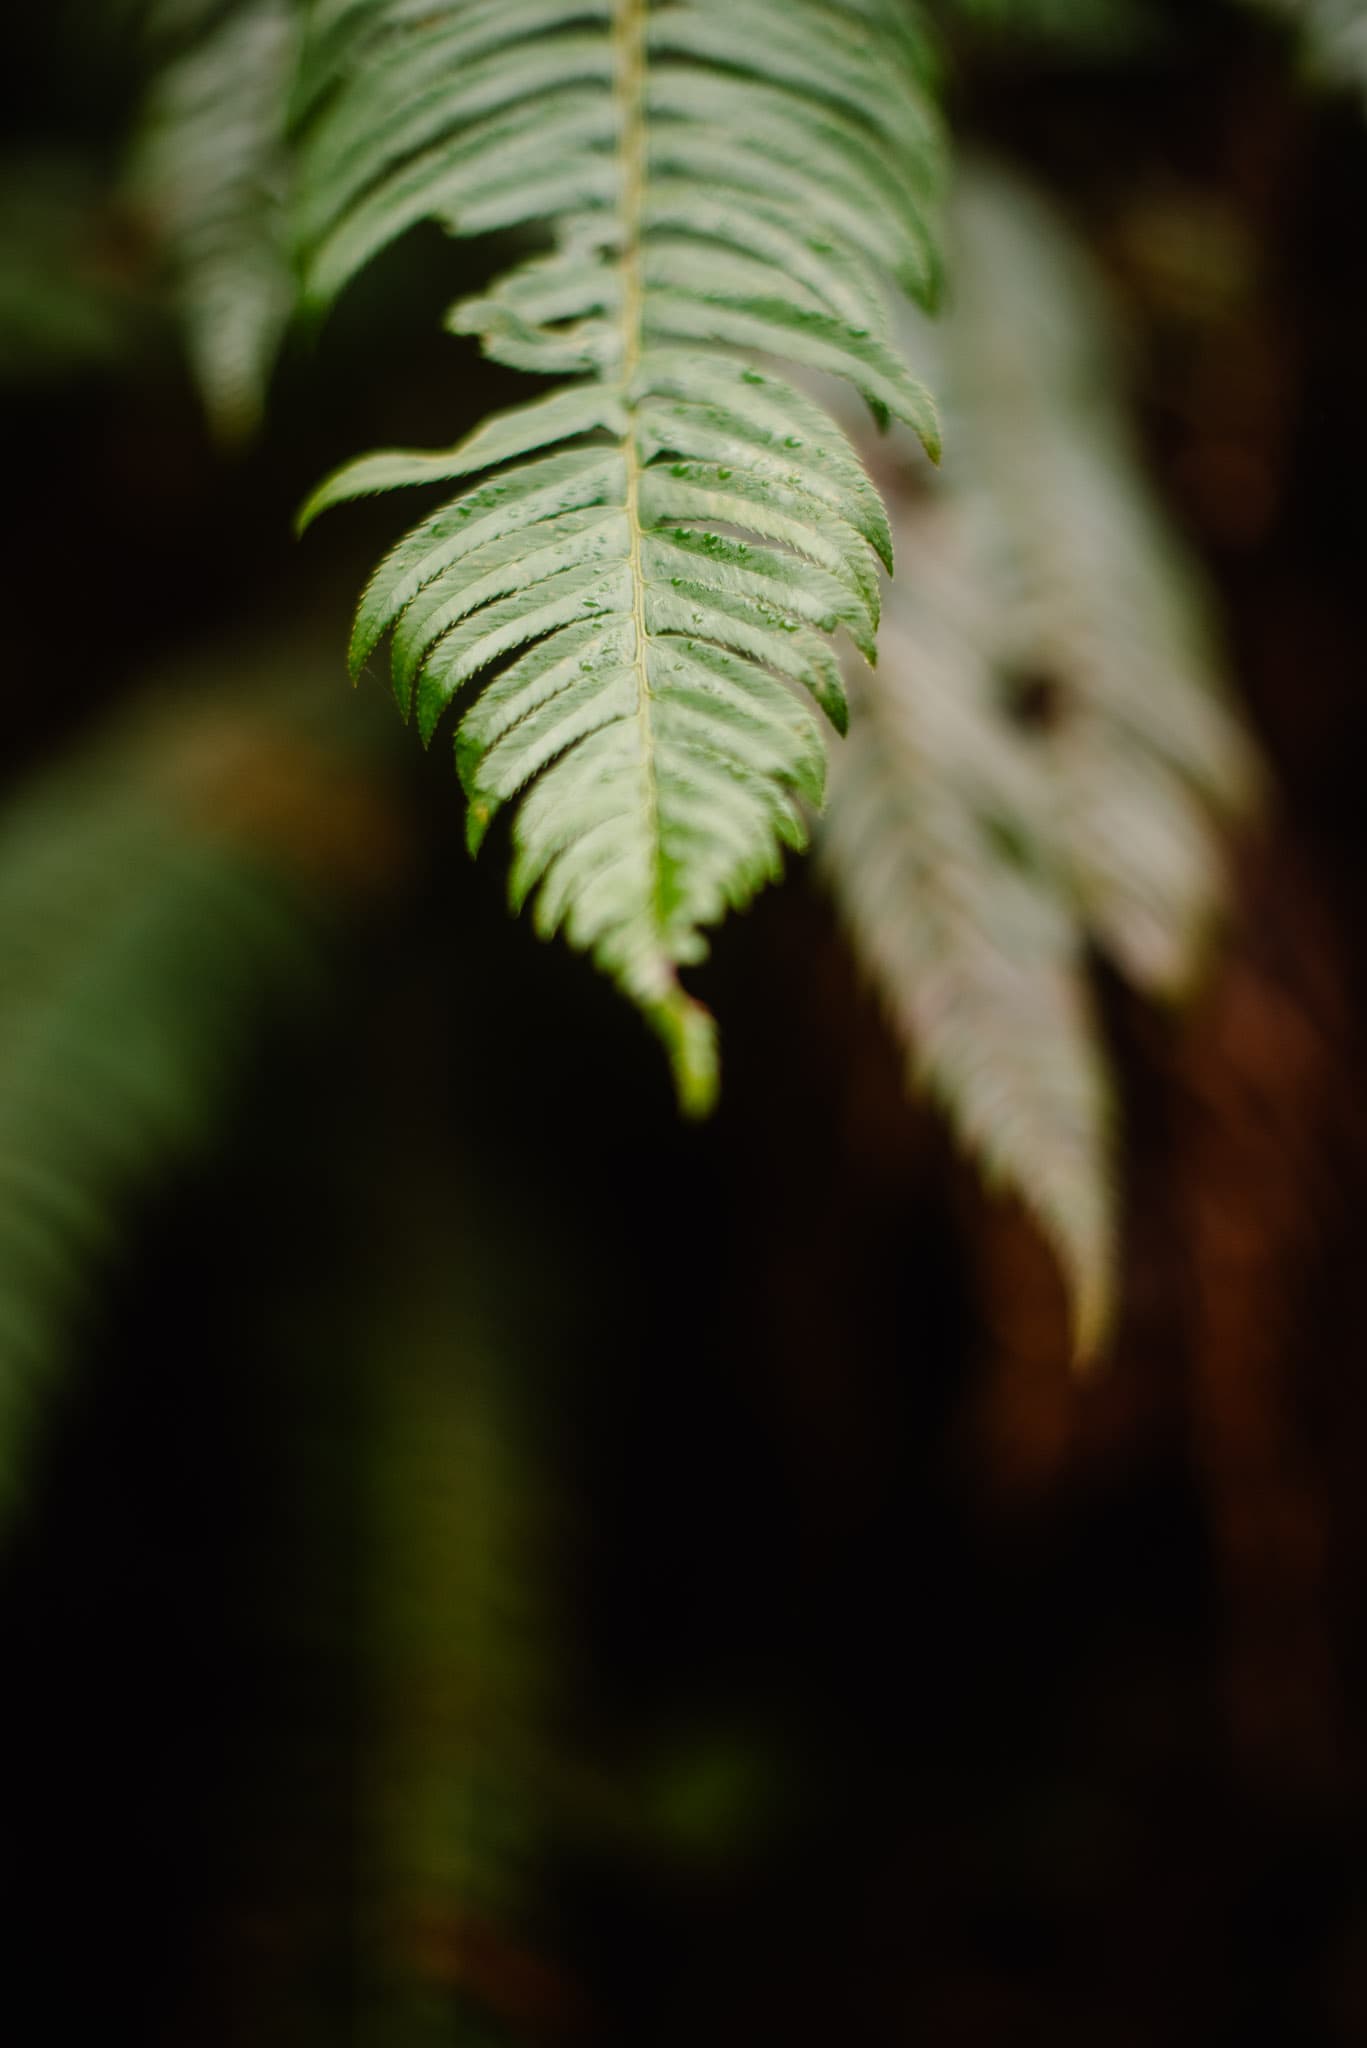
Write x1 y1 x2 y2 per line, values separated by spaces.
129 0 298 437
0 684 395 1529
941 0 1156 51
0 153 139 383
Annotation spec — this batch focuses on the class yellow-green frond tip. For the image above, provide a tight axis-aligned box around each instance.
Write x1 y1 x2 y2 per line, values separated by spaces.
651 987 720 1120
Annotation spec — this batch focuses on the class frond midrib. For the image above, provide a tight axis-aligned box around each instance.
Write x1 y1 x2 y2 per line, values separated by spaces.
612 0 666 950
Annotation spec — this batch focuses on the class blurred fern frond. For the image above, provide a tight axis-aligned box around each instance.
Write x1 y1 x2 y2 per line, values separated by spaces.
130 0 300 439
0 686 401 1533
294 0 945 1112
933 166 1260 1001
1260 0 1367 95
823 526 1117 1361
822 163 1262 1355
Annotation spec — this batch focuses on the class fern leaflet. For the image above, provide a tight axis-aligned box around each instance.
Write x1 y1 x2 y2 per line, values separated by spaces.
295 0 944 1111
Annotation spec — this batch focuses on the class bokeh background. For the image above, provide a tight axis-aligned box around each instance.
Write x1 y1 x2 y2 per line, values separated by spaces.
2 1 1367 2041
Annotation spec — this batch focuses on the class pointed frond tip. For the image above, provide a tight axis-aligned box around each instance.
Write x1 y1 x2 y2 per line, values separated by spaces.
295 0 945 1102
653 983 720 1117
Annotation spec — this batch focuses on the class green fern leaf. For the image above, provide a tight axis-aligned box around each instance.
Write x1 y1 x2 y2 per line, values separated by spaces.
131 0 299 440
296 0 944 1112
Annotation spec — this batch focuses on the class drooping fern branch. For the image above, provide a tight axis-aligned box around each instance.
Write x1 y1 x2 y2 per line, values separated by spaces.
822 163 1262 1356
0 152 138 385
294 0 945 1111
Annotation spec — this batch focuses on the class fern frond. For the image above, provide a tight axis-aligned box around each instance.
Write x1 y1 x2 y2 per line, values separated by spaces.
131 0 299 439
823 515 1117 1362
822 162 1262 1356
296 0 944 1111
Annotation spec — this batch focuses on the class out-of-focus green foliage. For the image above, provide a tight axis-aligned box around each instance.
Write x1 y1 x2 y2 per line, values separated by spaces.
822 163 1262 1355
1260 0 1367 96
129 0 298 438
939 0 1158 54
293 0 946 1112
361 1250 567 2046
0 672 403 1533
0 152 140 383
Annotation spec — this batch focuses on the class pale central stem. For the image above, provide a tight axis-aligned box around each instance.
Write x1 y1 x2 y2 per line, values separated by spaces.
613 0 665 935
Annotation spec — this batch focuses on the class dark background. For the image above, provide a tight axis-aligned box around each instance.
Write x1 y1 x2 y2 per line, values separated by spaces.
2 2 1366 2041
